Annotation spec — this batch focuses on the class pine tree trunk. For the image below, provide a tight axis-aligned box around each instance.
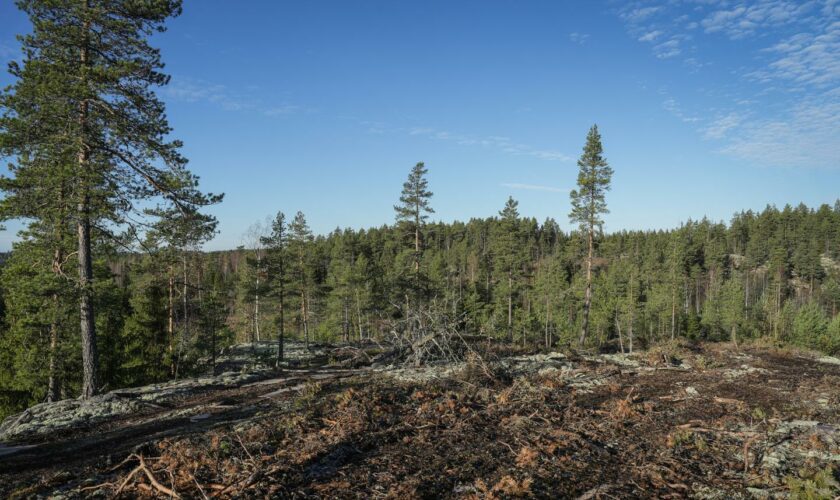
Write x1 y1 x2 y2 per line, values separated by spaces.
77 196 99 399
182 253 188 357
545 295 551 349
255 251 261 342
168 268 175 375
670 286 677 340
277 263 285 366
507 270 513 343
47 293 61 403
615 315 625 354
355 289 364 343
77 9 99 399
524 291 530 348
628 277 635 354
343 300 349 342
414 208 421 275
579 227 594 346
302 290 309 350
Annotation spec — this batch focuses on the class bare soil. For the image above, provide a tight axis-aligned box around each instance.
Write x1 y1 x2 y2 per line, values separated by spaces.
1 342 838 499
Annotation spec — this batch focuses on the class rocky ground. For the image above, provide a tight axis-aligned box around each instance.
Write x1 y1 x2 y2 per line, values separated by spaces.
0 341 838 498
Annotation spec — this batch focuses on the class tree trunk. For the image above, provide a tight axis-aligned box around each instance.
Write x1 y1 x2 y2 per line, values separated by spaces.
181 253 189 364
615 315 625 354
545 295 551 349
507 270 513 343
670 285 677 340
343 299 349 343
414 204 421 274
47 242 64 403
579 227 593 346
47 293 61 403
255 251 261 342
168 268 175 375
77 197 99 399
302 290 309 350
76 9 98 399
355 289 364 343
277 272 285 366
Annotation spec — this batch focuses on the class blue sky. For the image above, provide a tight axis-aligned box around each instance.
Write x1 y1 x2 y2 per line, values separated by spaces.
1 0 839 250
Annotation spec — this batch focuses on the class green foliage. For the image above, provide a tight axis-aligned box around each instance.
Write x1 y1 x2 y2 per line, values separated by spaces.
792 301 829 351
786 467 838 500
569 125 613 232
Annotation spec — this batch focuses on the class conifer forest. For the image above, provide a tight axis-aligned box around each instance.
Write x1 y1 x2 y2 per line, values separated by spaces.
0 1 839 498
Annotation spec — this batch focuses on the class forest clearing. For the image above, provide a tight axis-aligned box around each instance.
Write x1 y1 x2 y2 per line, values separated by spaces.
0 340 838 498
2 1 840 498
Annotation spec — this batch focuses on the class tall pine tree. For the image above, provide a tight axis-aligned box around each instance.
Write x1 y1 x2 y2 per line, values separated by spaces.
0 0 220 398
569 125 613 346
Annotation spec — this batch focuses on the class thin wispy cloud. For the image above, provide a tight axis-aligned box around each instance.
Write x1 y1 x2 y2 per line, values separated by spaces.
408 127 572 162
749 22 840 88
501 183 566 193
721 92 840 168
638 30 663 42
662 97 700 123
163 78 252 111
569 32 590 45
616 0 840 169
654 38 682 59
700 1 807 39
163 77 307 117
621 6 661 23
263 104 302 116
703 112 745 139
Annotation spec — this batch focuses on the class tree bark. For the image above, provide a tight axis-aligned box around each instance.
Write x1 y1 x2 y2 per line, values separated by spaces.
255 250 261 342
168 268 175 376
47 293 61 403
615 315 625 354
302 290 309 350
77 13 99 398
507 270 513 343
670 285 677 340
277 264 285 366
579 227 593 346
77 194 99 399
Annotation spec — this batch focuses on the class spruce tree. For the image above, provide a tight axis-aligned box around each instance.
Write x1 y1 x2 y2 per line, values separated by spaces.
569 125 613 346
0 0 219 398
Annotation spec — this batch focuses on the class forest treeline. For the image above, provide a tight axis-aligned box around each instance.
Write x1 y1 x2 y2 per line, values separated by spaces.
2 194 840 418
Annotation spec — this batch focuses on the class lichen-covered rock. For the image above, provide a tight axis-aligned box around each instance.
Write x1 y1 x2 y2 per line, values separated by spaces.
0 368 273 443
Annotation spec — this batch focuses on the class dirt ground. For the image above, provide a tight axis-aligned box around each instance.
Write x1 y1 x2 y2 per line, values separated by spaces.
0 341 838 499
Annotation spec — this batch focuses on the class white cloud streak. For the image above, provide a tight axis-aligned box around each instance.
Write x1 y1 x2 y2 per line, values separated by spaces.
569 32 590 45
616 0 840 169
163 77 305 117
703 112 745 139
408 127 572 162
501 183 566 193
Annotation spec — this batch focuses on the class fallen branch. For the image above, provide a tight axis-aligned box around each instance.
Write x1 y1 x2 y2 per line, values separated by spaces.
137 455 181 499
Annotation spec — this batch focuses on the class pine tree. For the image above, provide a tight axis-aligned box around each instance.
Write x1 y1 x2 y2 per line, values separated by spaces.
0 0 220 398
289 211 313 349
394 162 434 278
569 125 613 346
263 211 288 365
147 204 220 377
494 196 523 342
